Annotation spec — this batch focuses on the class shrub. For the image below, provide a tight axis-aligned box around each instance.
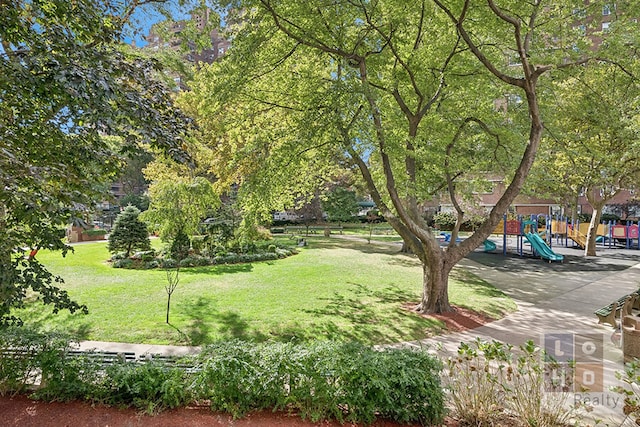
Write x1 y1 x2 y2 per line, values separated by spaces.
160 258 178 269
170 229 191 261
193 340 445 424
32 352 104 403
444 339 581 426
444 339 511 425
601 213 621 222
131 250 156 262
0 326 98 400
83 228 107 237
145 260 160 269
112 258 134 269
104 362 193 414
433 212 457 230
191 235 206 254
110 252 127 261
613 359 640 424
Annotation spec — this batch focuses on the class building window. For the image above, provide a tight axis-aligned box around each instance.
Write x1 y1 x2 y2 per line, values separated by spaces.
572 8 586 19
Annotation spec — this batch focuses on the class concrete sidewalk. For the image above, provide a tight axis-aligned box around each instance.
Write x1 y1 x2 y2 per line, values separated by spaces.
77 243 640 425
412 247 640 425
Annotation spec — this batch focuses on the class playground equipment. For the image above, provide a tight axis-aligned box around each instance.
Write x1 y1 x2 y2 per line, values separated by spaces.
490 214 639 260
549 215 640 250
483 240 497 252
440 232 496 252
492 216 564 262
524 232 564 262
567 222 608 249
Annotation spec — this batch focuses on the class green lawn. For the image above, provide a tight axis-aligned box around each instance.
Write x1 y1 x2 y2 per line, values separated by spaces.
15 237 515 346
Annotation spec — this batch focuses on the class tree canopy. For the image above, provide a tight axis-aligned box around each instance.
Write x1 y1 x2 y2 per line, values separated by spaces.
528 60 640 255
0 0 190 323
182 0 640 313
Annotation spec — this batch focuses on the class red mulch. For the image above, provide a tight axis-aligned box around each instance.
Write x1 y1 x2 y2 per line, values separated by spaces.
1 394 458 427
403 303 496 333
1 307 495 426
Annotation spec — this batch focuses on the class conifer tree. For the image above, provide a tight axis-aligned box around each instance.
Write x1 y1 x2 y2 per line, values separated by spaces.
108 206 151 258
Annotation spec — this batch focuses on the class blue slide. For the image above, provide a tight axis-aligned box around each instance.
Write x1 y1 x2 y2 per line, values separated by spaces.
482 240 496 252
524 232 564 262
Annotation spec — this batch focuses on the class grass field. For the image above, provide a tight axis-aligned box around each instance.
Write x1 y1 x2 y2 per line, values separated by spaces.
14 236 515 346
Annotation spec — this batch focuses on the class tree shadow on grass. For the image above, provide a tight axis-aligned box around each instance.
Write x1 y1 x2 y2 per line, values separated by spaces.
450 268 511 299
16 303 93 340
293 283 441 345
177 297 267 346
175 282 456 346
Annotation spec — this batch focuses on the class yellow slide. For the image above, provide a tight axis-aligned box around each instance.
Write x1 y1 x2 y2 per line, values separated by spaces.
567 223 608 249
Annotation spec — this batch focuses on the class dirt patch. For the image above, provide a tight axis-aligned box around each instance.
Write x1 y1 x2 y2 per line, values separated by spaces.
1 393 454 427
403 303 496 333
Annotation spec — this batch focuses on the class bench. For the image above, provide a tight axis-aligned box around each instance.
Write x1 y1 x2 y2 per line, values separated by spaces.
67 350 137 365
139 353 200 373
595 291 640 328
0 348 136 366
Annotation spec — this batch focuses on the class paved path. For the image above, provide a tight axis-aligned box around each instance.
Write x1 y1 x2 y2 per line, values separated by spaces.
411 246 640 426
77 241 640 425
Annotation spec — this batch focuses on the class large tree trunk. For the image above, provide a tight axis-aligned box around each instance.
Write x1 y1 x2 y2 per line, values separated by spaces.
585 204 603 257
416 257 455 314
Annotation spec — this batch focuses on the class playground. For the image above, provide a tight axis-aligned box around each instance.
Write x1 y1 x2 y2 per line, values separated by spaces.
479 215 640 263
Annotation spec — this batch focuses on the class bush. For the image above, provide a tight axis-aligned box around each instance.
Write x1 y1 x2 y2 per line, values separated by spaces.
601 213 621 222
179 256 211 267
131 250 156 262
433 212 457 230
613 359 640 424
0 331 445 424
160 258 178 269
110 252 127 261
83 228 107 237
193 340 445 424
444 339 581 426
0 326 100 401
191 235 206 254
112 258 134 269
104 362 193 414
32 352 104 403
145 260 160 269
170 229 191 261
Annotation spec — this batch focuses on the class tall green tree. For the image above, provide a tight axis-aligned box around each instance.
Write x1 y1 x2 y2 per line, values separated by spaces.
323 187 360 226
529 61 640 256
141 174 219 242
0 0 191 323
108 206 152 257
185 0 638 313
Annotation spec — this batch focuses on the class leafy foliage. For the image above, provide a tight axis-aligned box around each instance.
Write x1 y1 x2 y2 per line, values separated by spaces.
194 340 445 424
0 0 191 322
169 228 191 261
108 206 151 258
0 327 445 424
141 176 219 241
444 339 581 426
180 0 640 313
323 187 360 224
